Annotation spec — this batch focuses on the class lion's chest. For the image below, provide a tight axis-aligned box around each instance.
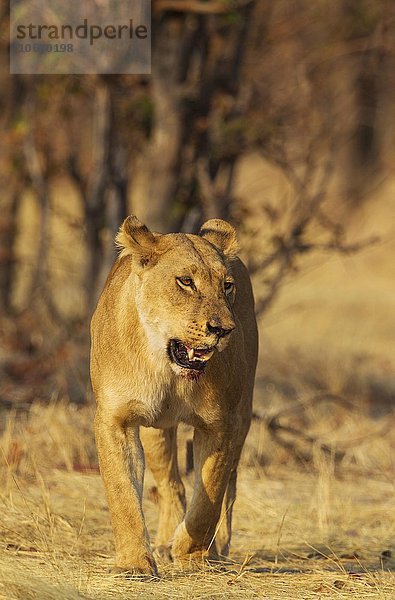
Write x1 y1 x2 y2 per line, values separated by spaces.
144 374 206 428
148 389 194 428
150 402 186 429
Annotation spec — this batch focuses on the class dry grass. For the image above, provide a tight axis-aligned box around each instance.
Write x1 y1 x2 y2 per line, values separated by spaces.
0 402 393 600
2 165 394 597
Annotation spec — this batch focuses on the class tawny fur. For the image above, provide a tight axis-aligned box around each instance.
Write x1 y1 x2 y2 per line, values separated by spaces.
90 216 258 576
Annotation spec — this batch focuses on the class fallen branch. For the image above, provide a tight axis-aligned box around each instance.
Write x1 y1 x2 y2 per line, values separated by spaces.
266 393 390 465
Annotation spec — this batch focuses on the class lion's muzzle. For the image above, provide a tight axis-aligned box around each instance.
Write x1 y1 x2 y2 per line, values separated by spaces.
168 339 215 373
206 317 235 339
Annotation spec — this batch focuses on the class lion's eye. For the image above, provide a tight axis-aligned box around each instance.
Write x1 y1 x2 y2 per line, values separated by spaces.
176 276 194 288
224 280 235 294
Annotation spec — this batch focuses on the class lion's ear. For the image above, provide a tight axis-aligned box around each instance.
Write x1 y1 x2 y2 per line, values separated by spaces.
115 215 157 266
199 219 239 257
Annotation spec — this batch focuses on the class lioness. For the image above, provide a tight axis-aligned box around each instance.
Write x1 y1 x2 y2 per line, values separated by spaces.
90 216 258 576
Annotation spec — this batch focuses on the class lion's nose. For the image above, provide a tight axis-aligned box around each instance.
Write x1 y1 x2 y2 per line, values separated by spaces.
207 317 235 339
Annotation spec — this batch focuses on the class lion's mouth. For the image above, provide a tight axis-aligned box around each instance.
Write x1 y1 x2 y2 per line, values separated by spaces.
168 339 215 372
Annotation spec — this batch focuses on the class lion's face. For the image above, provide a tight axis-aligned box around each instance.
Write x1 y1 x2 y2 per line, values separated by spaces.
116 218 239 379
138 237 236 377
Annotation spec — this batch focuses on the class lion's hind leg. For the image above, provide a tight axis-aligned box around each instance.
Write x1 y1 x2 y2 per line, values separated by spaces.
140 426 186 562
215 468 237 558
215 410 251 558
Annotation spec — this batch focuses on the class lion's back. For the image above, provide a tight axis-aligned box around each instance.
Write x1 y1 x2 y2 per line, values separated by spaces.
231 257 258 377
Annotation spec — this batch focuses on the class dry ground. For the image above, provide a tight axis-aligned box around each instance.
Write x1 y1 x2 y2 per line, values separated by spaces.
0 402 393 600
1 163 394 598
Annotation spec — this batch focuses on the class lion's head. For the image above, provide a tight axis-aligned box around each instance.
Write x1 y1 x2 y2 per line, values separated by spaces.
115 216 239 379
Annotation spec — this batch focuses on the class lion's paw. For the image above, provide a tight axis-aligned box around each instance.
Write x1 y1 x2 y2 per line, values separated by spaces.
111 552 159 579
153 543 173 564
172 521 216 570
171 521 195 557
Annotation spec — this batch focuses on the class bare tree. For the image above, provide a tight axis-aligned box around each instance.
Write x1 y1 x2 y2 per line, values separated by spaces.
136 0 256 232
0 0 393 407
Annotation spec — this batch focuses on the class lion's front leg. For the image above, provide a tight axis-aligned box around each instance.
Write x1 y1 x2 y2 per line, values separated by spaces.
94 410 157 576
172 428 233 566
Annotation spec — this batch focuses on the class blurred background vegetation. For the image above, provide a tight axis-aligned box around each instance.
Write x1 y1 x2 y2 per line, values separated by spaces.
0 0 394 455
